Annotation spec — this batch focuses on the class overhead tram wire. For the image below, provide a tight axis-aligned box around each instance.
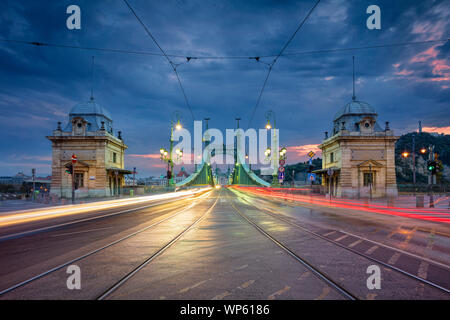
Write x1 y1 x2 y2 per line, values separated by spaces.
122 0 195 120
246 0 321 129
1 38 447 60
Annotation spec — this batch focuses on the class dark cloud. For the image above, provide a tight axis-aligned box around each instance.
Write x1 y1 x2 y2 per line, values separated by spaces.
0 0 448 176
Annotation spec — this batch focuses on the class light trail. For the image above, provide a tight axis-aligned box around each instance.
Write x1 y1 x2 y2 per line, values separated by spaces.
232 186 450 224
0 187 211 227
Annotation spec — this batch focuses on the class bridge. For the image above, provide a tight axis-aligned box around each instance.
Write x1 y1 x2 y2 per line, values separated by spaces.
176 143 270 188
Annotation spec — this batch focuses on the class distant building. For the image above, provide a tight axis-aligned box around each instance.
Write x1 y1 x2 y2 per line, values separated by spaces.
47 98 131 198
315 99 398 199
0 172 29 185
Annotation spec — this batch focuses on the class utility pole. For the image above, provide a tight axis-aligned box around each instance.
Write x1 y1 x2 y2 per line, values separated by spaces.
32 168 36 202
412 135 416 186
292 170 295 187
133 167 136 187
428 145 435 208
369 163 373 201
71 154 77 204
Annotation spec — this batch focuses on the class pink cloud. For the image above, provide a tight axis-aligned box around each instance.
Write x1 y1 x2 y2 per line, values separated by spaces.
422 126 450 135
286 144 322 162
127 153 160 159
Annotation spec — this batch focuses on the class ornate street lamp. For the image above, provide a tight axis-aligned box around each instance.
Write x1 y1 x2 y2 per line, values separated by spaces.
159 111 183 187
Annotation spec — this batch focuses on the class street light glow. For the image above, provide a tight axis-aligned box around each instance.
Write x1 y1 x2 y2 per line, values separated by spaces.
402 151 410 158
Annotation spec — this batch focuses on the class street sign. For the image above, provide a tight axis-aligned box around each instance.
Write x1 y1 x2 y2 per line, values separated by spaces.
307 173 316 181
307 151 315 158
278 172 285 180
71 154 77 164
278 166 285 173
279 159 285 166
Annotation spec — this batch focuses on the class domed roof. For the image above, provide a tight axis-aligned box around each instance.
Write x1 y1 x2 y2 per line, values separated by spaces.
333 100 377 122
69 99 112 120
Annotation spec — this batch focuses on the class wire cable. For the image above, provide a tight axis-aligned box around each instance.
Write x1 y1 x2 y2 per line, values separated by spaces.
1 38 447 60
122 0 195 120
247 0 321 128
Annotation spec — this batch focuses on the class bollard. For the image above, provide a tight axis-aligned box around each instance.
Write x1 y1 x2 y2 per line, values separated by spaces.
416 195 424 208
387 197 395 207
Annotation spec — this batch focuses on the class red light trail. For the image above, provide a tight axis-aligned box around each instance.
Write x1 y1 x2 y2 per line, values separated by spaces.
231 186 450 224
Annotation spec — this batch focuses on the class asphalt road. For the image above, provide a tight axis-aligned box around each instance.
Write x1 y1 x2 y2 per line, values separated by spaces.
0 187 449 300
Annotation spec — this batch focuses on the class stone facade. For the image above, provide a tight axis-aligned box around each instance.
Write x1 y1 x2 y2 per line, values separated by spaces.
47 99 131 198
316 100 398 199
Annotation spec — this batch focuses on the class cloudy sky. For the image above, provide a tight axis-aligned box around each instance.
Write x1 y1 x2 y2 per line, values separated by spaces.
0 0 448 177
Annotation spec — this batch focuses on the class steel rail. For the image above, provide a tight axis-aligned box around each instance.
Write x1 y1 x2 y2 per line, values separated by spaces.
235 191 450 294
0 192 212 297
97 195 220 300
228 193 357 300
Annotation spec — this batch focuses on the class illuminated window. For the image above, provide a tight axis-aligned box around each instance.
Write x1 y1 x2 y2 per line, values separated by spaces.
363 173 373 186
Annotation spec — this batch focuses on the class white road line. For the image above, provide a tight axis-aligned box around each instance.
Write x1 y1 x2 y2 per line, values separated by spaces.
323 231 336 237
51 227 113 237
418 261 429 279
268 285 291 300
212 291 231 300
348 239 363 248
314 287 331 300
334 234 349 242
388 252 402 265
336 229 450 270
178 279 209 294
365 245 379 255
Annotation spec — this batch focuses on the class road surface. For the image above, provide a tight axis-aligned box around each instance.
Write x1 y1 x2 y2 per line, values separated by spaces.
0 187 448 300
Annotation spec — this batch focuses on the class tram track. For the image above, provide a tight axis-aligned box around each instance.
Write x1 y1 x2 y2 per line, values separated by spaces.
230 189 450 296
227 193 357 300
0 190 216 298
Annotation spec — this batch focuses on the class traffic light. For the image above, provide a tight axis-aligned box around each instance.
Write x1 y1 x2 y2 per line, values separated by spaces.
427 160 436 174
65 163 73 174
167 170 172 179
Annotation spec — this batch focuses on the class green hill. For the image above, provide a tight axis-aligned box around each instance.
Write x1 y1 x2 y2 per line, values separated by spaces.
395 132 450 184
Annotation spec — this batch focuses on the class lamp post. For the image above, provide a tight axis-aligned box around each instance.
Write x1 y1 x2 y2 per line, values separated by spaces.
369 163 372 201
160 111 182 187
265 110 279 186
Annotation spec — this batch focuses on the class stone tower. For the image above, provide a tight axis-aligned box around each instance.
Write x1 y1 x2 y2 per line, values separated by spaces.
47 98 131 198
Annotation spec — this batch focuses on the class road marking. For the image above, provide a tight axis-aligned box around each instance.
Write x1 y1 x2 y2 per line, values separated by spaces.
314 287 331 300
235 264 248 271
50 226 113 237
178 279 209 294
348 239 363 248
238 280 255 289
365 245 379 255
335 234 349 242
418 261 429 279
212 291 231 300
388 252 401 265
268 285 291 300
297 271 311 281
366 293 377 300
336 229 450 270
323 231 336 237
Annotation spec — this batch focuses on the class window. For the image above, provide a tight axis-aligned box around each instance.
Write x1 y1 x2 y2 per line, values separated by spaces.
330 152 334 163
113 152 117 163
363 173 373 187
74 173 84 188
